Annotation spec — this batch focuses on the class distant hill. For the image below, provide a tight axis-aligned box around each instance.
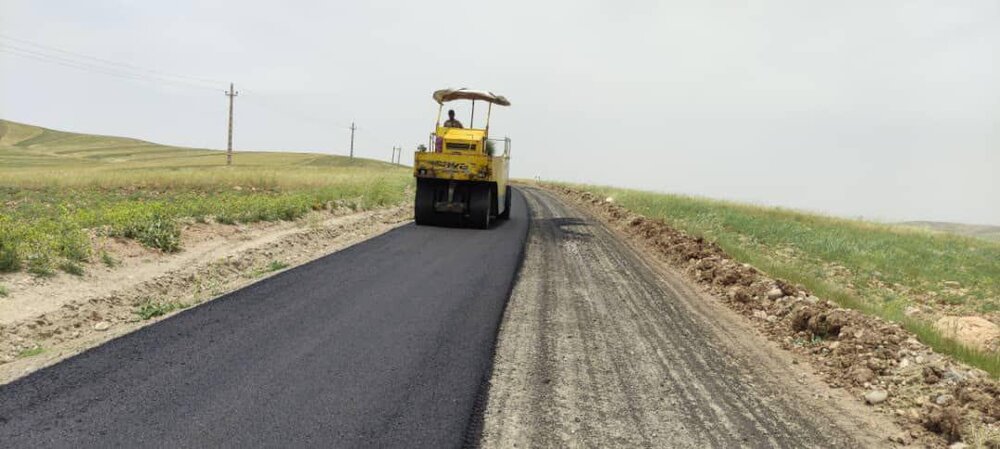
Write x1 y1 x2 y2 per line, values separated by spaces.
898 221 1000 242
0 119 396 170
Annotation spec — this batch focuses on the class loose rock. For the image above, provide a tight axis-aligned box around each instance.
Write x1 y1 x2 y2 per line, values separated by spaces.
850 366 875 385
728 286 751 303
864 389 888 405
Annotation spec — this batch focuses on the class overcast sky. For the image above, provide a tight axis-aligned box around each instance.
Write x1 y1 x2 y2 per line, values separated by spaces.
1 1 997 224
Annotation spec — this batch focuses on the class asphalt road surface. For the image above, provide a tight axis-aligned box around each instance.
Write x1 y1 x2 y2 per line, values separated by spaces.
0 191 530 448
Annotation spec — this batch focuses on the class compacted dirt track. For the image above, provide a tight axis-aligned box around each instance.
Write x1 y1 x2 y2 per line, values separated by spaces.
481 186 894 448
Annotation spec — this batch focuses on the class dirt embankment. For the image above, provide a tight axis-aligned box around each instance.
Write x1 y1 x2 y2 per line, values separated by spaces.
548 185 999 448
0 205 410 384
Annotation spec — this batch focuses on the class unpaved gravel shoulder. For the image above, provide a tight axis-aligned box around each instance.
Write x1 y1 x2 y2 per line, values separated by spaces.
0 205 410 384
482 186 898 448
541 184 1000 448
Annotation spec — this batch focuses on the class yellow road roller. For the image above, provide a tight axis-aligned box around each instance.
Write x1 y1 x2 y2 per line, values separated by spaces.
413 88 511 228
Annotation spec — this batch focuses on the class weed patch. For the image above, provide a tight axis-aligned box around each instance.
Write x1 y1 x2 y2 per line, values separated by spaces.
59 261 84 276
135 301 188 320
248 260 290 278
17 346 44 358
100 251 119 268
267 260 289 272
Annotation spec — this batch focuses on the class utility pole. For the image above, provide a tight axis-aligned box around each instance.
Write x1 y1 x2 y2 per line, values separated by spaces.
225 82 239 165
391 145 401 165
349 121 356 158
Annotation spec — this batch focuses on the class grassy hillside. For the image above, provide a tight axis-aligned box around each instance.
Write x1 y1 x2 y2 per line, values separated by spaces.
899 221 1000 242
0 119 411 276
560 183 1000 374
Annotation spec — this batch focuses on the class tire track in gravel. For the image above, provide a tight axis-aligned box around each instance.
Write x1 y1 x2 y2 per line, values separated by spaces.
481 186 891 448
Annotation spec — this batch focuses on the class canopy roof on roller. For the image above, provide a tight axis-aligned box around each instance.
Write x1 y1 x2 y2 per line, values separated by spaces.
432 88 511 106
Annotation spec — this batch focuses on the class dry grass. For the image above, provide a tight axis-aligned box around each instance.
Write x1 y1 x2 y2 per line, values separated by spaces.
0 119 412 275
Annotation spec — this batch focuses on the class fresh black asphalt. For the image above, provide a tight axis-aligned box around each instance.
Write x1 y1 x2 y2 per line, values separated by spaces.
0 190 529 448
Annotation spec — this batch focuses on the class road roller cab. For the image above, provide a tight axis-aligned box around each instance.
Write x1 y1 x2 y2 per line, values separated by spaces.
414 88 511 228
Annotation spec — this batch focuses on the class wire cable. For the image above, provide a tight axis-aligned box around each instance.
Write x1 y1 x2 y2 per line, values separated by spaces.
0 33 227 88
1 34 405 159
0 45 219 91
240 92 354 130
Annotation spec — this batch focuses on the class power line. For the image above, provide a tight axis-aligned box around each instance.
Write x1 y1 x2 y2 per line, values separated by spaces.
0 35 406 160
234 93 394 158
0 33 226 87
0 44 220 92
239 91 353 130
0 34 365 132
0 47 220 94
344 122 401 160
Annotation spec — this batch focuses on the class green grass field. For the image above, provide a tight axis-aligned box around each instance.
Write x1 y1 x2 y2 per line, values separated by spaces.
0 119 412 276
561 183 1000 375
899 221 1000 242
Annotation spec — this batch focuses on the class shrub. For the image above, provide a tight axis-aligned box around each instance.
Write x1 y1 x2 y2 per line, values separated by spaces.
106 210 181 253
0 238 20 272
129 215 181 252
0 217 22 272
55 223 91 262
